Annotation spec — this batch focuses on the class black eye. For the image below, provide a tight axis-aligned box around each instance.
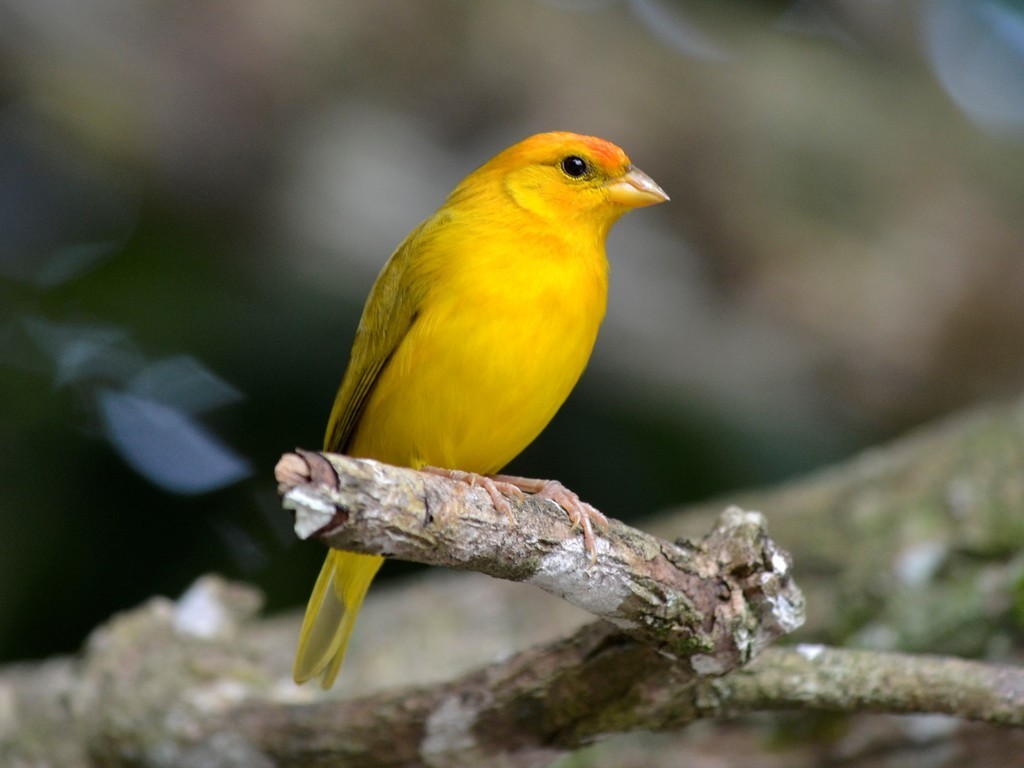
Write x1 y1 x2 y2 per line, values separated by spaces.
560 155 589 178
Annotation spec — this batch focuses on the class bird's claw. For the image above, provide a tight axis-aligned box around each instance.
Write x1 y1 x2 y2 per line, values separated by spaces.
538 481 607 564
424 468 607 562
491 475 607 564
422 466 521 523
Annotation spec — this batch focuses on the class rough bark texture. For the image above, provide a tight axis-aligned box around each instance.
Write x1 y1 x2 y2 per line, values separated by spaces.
278 450 803 670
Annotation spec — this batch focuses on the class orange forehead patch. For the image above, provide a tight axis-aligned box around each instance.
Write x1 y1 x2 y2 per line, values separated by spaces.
501 132 630 173
573 134 629 169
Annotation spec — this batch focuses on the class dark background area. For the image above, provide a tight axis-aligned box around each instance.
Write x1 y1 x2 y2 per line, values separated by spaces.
1 0 1023 664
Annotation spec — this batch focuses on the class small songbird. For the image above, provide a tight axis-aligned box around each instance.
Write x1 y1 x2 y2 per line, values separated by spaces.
293 131 668 688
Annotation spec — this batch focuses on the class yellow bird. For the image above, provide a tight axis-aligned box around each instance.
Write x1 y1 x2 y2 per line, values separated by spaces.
293 131 668 688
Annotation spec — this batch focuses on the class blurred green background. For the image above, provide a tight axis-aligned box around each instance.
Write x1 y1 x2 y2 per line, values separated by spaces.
2 0 1023 663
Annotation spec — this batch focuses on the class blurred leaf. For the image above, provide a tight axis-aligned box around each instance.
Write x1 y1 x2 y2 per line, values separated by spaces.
128 354 244 415
97 389 251 494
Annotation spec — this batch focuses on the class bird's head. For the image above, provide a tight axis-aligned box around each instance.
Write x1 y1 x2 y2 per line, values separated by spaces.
451 132 668 236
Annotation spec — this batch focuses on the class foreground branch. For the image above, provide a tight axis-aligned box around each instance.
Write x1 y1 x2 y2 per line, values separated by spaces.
276 449 804 671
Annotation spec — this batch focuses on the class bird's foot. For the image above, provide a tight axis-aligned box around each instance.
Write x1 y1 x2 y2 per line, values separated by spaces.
422 468 607 561
490 474 608 563
421 466 523 523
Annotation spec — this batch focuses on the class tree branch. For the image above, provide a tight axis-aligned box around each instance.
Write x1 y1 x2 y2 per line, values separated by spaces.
275 449 804 670
230 641 1024 767
226 632 1024 768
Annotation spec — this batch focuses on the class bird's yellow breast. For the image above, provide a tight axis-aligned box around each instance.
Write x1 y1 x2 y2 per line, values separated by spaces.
347 227 608 474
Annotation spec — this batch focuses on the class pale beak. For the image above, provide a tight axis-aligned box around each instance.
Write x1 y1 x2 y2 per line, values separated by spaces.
605 166 669 208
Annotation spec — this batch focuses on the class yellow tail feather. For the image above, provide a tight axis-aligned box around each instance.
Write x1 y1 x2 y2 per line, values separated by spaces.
292 549 384 688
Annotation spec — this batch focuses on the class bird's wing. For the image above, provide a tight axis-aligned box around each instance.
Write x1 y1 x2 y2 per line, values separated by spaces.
295 219 441 687
322 218 439 452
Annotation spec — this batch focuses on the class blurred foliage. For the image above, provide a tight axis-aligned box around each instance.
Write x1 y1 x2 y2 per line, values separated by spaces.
1 0 1023 664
